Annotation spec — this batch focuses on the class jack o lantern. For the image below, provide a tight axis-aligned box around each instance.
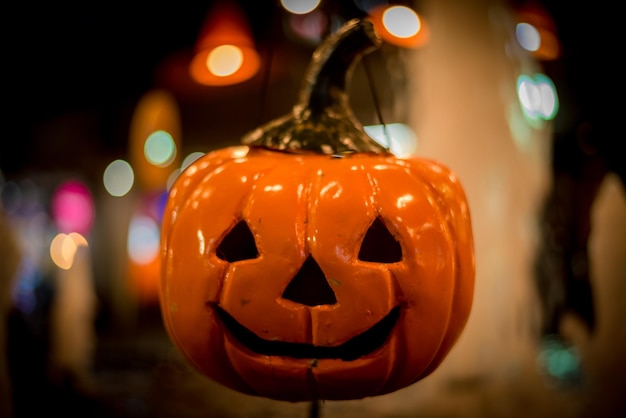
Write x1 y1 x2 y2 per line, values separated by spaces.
160 19 474 402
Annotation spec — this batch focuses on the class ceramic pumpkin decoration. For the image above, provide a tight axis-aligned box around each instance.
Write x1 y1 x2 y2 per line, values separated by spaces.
160 19 474 402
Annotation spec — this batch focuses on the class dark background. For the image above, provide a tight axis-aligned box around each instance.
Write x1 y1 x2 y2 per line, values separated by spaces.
3 2 268 177
2 1 382 179
3 1 623 179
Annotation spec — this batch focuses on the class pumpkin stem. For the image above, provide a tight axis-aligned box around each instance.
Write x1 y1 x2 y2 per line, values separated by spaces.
242 18 390 155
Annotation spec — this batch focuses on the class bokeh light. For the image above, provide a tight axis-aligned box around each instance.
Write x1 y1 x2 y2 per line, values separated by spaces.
11 258 41 314
369 4 429 48
182 152 206 171
4 179 49 314
383 6 420 39
190 1 260 86
517 73 559 122
127 214 160 265
130 89 182 191
126 191 168 305
166 169 181 191
364 123 418 157
191 45 260 86
103 159 135 197
144 130 177 167
515 22 540 52
50 232 88 270
51 179 95 236
280 0 321 15
207 45 244 76
537 335 582 385
514 4 560 60
164 152 207 191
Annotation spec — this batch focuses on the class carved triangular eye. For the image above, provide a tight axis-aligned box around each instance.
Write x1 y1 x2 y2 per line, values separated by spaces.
358 217 402 263
216 220 259 262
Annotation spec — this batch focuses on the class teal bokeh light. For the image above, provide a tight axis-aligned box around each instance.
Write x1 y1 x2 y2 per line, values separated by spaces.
517 73 559 123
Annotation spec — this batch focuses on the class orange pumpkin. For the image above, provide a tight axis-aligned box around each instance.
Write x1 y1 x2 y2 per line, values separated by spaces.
160 19 474 402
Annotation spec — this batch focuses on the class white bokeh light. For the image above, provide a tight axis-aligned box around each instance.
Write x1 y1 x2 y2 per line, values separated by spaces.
280 0 320 15
103 159 135 197
516 22 541 52
127 215 160 265
207 45 244 77
382 6 421 38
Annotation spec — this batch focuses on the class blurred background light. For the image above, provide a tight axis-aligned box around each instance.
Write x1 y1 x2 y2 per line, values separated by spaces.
189 0 260 86
127 215 160 265
280 0 321 15
383 5 420 38
207 45 244 76
164 152 207 191
129 89 182 191
50 232 88 270
11 257 41 314
537 335 582 385
103 159 134 197
126 191 166 306
507 102 535 153
369 4 429 48
4 179 50 314
514 2 560 60
52 233 76 270
364 123 418 157
517 73 559 122
166 169 182 191
181 152 206 171
516 22 540 52
51 179 95 236
144 130 177 167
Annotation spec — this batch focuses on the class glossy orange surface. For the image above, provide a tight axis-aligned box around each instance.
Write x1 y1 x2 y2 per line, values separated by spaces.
160 145 474 401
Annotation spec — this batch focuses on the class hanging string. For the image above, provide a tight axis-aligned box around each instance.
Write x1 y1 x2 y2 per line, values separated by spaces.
363 54 391 152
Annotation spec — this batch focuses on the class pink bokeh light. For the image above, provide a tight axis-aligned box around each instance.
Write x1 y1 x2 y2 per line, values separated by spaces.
51 179 95 236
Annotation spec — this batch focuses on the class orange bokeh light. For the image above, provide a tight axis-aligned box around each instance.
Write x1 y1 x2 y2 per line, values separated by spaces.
190 1 260 86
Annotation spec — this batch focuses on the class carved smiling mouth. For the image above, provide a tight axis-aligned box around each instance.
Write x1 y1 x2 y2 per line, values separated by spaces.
214 305 400 361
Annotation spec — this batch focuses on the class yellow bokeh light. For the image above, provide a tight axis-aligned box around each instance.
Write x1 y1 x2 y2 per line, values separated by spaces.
207 45 244 77
68 232 88 247
50 232 89 270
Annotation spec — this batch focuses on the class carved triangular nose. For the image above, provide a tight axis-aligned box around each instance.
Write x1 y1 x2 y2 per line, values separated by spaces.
281 256 337 307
